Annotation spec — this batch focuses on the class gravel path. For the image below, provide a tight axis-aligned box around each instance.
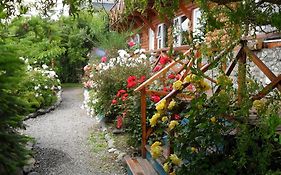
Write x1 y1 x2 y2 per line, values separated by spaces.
23 88 123 175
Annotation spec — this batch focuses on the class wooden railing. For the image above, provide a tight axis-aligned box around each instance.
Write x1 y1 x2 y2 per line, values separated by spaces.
135 40 281 158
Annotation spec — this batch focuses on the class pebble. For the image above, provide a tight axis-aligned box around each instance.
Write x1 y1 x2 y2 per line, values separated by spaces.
108 148 117 153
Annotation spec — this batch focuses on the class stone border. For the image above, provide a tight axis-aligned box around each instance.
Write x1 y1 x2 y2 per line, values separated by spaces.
24 90 62 121
100 118 127 163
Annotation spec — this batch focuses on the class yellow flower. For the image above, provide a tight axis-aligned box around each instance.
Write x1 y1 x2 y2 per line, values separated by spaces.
210 117 216 123
169 171 176 175
169 154 182 166
253 100 265 111
151 141 162 159
149 113 161 127
172 80 183 90
183 74 193 83
156 99 166 112
199 79 211 91
168 100 176 110
163 162 170 173
162 116 168 122
168 120 179 130
191 147 197 153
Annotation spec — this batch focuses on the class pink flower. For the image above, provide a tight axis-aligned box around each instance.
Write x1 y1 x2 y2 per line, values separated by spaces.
168 74 175 79
128 41 135 47
159 54 169 65
153 65 162 72
151 95 161 103
111 99 117 105
101 56 107 63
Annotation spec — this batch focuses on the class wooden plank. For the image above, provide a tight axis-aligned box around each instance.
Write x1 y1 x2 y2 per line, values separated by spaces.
252 74 281 100
243 46 281 92
134 11 156 31
125 156 145 175
135 60 177 91
136 158 158 175
141 89 147 158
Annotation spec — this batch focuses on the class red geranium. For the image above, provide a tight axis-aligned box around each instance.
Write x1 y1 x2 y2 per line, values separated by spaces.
163 87 168 92
151 95 161 103
116 116 123 129
159 54 169 65
153 65 162 72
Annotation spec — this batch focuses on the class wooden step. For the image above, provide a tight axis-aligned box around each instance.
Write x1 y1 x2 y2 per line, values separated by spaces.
125 155 159 175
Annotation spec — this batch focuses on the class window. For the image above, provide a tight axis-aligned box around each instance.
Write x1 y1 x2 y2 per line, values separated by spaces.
149 28 155 50
157 23 167 49
134 34 141 45
173 15 189 47
192 8 202 36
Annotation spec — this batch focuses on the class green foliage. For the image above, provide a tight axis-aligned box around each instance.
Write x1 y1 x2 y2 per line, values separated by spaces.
0 43 30 175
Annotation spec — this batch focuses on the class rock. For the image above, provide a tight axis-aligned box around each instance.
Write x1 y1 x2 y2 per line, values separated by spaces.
108 139 115 148
112 129 124 134
104 134 111 141
28 172 40 175
114 150 120 155
116 152 126 162
23 158 36 173
108 148 117 153
26 141 34 150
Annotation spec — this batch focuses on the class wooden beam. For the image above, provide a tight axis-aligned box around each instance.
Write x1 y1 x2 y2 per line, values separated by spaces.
135 60 178 91
179 0 192 19
140 88 147 158
237 43 247 105
252 74 281 100
243 46 281 91
133 11 156 31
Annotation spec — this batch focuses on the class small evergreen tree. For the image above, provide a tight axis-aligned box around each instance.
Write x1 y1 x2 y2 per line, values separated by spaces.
0 43 30 174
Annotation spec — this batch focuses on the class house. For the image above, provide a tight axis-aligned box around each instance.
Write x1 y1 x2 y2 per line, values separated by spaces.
110 0 202 52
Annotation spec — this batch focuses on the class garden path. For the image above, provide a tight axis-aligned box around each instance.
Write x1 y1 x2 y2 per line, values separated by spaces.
23 87 124 175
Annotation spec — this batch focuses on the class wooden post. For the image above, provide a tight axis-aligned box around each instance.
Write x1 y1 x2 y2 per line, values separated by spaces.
237 41 247 105
140 88 147 158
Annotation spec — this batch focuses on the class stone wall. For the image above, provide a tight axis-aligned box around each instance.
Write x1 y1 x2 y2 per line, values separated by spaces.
251 47 281 85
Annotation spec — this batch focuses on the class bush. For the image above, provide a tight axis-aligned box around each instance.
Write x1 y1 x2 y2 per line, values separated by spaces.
0 43 30 174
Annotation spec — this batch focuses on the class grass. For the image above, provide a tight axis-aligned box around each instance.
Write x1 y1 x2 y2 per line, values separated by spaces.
88 131 107 153
62 83 83 88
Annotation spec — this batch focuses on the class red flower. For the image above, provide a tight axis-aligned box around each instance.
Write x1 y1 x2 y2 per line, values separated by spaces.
117 89 126 97
174 114 181 120
151 95 161 103
121 93 129 101
159 54 169 65
101 56 107 63
128 41 135 47
111 99 117 105
127 76 137 88
163 87 168 92
138 76 146 83
116 116 123 129
175 74 181 80
168 74 176 79
153 65 162 72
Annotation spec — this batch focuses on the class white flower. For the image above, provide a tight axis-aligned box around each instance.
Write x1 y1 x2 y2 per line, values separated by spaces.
34 86 39 90
48 71 57 78
42 64 48 69
139 54 147 60
134 49 140 54
58 86 61 90
44 85 48 89
139 48 146 53
24 58 29 64
19 57 24 61
118 50 128 58
27 65 33 71
35 93 39 97
34 68 38 71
